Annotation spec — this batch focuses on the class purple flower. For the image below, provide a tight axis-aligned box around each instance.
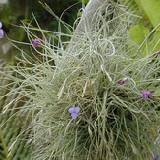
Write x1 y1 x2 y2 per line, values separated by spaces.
141 90 153 99
68 106 80 120
0 29 4 38
32 38 41 48
117 78 128 85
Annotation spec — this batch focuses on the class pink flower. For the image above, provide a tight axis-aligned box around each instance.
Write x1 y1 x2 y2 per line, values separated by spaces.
32 38 41 48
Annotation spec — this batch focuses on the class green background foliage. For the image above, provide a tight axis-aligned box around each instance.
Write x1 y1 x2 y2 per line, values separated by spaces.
0 0 83 63
128 0 160 56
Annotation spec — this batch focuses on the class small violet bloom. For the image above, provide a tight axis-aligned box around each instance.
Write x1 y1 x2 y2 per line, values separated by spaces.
68 106 80 120
32 38 41 48
141 90 153 99
0 21 5 39
117 78 128 85
0 29 4 39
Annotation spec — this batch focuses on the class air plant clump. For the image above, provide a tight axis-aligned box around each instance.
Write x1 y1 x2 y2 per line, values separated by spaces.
2 1 160 160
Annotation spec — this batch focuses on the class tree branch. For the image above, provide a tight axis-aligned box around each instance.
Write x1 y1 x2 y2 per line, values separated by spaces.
67 0 106 50
75 0 106 34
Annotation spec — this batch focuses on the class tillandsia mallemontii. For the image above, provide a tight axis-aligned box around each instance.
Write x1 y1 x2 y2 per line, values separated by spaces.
1 0 160 160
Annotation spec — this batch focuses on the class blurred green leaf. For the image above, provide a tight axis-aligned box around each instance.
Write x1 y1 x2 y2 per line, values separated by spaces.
155 88 160 96
81 0 89 5
135 0 160 27
128 23 149 45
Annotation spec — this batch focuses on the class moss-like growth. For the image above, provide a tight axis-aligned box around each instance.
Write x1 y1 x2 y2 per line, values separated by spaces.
1 1 160 160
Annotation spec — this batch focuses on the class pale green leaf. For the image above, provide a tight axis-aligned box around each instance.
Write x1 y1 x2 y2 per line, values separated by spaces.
135 0 160 27
128 23 149 45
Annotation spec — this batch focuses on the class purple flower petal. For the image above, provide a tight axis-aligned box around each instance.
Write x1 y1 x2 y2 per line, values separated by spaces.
32 38 41 48
117 78 128 85
68 106 80 120
0 29 4 38
117 80 125 85
74 106 80 114
71 113 78 120
68 107 75 113
141 90 153 99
